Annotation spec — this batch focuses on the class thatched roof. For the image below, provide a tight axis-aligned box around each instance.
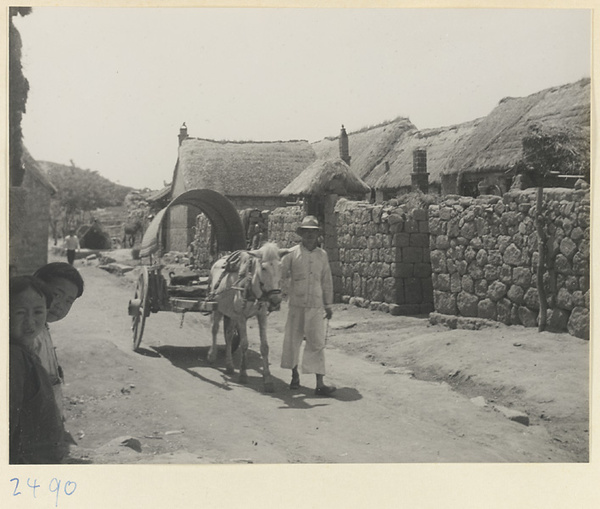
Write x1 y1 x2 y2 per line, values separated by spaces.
444 78 590 176
312 79 590 191
367 119 481 189
176 138 317 196
147 185 171 202
23 146 57 194
171 79 589 196
311 117 480 190
312 117 416 183
281 158 371 196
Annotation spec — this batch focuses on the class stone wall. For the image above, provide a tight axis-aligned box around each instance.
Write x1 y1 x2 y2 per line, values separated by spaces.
190 214 216 271
168 195 288 263
9 174 52 275
267 205 304 248
188 203 299 271
167 174 189 253
335 198 433 314
428 189 590 339
167 205 196 253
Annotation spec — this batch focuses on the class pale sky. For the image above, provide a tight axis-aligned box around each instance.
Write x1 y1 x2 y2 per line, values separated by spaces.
13 7 591 190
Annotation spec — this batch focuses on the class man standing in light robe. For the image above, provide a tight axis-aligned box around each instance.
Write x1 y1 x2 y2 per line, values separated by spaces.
281 216 336 397
63 230 80 265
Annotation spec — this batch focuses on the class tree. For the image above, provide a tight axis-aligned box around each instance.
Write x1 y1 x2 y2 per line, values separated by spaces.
44 162 134 235
517 124 579 332
520 124 580 184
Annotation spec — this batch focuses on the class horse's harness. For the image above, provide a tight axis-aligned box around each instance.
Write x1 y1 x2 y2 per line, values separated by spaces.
235 255 282 312
208 251 281 313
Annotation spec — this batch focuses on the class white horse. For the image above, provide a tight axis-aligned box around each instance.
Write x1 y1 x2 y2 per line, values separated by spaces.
207 242 284 393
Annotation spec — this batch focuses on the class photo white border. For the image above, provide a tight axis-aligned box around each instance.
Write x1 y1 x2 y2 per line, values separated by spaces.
1 1 597 508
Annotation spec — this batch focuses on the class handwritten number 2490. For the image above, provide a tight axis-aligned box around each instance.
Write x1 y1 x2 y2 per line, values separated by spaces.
10 477 77 507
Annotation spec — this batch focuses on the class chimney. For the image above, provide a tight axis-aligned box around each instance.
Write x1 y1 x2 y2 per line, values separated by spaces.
339 125 351 165
411 148 429 193
178 122 188 146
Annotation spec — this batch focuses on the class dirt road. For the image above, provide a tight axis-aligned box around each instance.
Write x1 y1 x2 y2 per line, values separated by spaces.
51 253 588 464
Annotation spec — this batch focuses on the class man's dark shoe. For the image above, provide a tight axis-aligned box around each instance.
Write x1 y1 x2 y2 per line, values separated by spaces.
290 376 300 390
314 385 336 397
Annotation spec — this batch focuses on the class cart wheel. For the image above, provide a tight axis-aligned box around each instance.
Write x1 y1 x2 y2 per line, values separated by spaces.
131 266 149 352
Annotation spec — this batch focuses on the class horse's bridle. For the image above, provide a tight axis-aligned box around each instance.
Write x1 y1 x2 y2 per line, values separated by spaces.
250 258 282 311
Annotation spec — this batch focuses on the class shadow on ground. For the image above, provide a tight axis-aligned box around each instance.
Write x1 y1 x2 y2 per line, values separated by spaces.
152 344 363 408
135 346 161 358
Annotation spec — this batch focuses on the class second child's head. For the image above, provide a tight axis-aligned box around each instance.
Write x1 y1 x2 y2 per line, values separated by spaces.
10 276 53 348
34 262 84 322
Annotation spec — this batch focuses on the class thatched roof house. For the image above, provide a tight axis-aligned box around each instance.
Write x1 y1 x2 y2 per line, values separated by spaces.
173 136 317 199
311 116 480 198
443 77 590 193
312 79 590 198
166 128 318 252
312 117 416 184
147 184 171 202
146 184 172 214
368 120 481 195
281 158 370 198
161 78 589 251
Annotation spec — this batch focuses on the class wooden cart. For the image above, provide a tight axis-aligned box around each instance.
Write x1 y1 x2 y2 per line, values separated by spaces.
127 189 246 352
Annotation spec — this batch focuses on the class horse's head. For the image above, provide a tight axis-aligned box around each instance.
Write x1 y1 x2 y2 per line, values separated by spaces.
248 242 284 311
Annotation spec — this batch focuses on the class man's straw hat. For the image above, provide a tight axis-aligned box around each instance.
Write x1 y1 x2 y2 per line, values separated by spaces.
296 215 321 234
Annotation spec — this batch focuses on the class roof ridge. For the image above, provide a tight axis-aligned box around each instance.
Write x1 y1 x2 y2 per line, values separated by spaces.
22 147 57 194
497 77 590 106
183 137 309 145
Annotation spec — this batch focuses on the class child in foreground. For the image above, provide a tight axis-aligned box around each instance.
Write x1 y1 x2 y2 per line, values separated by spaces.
9 276 67 464
32 262 84 419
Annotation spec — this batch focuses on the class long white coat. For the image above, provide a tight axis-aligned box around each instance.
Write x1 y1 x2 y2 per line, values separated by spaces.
280 244 333 374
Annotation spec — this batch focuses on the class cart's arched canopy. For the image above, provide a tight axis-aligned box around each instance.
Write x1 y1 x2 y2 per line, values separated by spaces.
139 189 246 258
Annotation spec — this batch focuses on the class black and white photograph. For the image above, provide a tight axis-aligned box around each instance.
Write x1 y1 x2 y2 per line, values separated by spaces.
4 2 597 508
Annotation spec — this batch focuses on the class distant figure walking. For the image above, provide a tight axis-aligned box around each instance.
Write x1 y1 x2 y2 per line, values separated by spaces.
63 230 80 265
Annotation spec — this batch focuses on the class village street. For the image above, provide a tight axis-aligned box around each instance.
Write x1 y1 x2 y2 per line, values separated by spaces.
47 250 589 465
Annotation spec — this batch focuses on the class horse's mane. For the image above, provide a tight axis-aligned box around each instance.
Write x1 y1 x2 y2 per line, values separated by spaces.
257 242 280 262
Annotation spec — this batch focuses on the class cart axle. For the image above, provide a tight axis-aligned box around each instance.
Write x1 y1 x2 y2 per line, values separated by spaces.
128 298 142 316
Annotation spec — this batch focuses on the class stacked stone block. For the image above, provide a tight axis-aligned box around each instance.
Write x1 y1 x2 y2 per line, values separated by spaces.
191 214 215 270
429 189 590 339
335 198 433 315
267 205 304 248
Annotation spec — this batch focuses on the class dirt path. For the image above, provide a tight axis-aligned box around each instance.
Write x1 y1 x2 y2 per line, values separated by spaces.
51 255 588 464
